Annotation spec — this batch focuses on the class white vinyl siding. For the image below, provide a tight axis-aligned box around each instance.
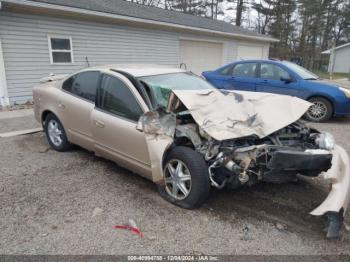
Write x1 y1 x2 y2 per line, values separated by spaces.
331 47 350 73
0 12 179 104
0 11 270 104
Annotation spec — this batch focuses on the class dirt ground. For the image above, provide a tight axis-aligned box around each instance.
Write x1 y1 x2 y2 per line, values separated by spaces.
1 116 350 255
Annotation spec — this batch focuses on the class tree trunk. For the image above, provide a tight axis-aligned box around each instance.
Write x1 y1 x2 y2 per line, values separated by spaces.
236 0 244 26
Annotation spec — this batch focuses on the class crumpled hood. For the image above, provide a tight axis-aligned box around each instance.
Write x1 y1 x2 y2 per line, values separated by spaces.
168 89 311 141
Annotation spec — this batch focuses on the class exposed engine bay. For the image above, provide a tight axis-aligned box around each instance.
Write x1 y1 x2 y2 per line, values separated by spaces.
174 119 333 190
138 88 350 239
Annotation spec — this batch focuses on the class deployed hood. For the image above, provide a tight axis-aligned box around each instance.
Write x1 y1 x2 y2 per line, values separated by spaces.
167 89 311 141
139 89 311 182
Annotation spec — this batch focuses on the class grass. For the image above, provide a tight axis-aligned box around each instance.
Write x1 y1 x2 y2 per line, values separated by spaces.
312 70 350 80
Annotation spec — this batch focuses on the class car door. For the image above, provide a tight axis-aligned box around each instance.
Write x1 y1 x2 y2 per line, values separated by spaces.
58 71 100 151
222 62 258 91
256 63 300 96
92 72 152 179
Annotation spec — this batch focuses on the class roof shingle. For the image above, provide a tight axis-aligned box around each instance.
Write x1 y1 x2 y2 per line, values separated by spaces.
29 0 276 41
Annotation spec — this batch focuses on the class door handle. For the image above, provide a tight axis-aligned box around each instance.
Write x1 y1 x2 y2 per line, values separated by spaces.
259 80 268 83
94 120 105 128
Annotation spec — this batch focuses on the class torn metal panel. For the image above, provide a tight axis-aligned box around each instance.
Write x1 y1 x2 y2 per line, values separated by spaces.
310 145 350 215
137 108 176 137
144 136 173 183
175 124 202 148
137 109 176 183
170 89 311 141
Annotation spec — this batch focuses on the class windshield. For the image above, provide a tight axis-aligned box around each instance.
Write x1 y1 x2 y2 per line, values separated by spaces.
282 61 319 80
139 72 215 108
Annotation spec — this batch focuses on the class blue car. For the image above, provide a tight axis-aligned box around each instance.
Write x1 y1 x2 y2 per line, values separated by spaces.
202 60 350 122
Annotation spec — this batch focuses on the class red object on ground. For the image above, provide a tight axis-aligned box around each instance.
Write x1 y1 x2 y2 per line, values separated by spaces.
114 224 144 238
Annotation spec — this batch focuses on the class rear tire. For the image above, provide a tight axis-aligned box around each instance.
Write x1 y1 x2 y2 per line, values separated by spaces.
44 113 72 152
157 146 210 209
304 97 333 122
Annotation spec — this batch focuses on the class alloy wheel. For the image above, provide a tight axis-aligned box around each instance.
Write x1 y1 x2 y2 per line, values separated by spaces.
164 159 192 200
307 101 327 121
47 119 63 147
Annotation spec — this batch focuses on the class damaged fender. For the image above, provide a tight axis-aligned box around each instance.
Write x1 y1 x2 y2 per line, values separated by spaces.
137 109 175 183
311 145 350 216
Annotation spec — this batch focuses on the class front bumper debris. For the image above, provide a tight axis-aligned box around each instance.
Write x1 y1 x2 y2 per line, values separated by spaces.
310 145 350 238
267 150 332 172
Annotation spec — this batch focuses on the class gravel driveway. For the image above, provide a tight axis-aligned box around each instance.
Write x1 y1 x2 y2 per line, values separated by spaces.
1 117 350 255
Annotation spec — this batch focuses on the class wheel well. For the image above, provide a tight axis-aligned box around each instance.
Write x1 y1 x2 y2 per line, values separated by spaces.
306 95 334 116
41 110 53 125
161 139 195 169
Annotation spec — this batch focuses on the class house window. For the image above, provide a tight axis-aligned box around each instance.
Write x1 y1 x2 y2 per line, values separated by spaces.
48 37 73 64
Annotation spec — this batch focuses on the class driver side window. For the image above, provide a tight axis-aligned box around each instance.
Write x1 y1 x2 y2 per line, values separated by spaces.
98 74 143 122
260 63 290 80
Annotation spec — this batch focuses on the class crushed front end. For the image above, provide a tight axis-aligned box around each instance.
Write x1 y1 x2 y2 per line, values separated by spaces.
203 122 333 189
177 119 349 239
140 88 350 239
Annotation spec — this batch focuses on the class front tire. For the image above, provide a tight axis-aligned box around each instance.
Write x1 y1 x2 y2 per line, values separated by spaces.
304 97 333 122
44 113 72 152
157 146 210 209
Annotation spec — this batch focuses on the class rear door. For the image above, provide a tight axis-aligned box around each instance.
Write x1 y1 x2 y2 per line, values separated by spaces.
58 71 100 151
223 62 258 91
256 63 300 96
92 72 151 178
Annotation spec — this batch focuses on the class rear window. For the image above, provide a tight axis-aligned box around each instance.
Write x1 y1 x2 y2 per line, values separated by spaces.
62 71 100 102
232 63 257 77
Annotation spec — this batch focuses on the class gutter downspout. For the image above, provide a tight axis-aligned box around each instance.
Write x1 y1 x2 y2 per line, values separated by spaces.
0 39 10 107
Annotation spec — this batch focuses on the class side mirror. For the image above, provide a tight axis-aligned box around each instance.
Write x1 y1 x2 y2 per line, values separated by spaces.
280 76 293 83
136 115 144 132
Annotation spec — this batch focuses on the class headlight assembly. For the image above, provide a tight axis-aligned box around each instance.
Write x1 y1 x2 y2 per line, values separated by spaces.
316 132 335 150
339 87 350 98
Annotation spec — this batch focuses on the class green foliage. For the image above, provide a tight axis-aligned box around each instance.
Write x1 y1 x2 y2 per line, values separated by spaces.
127 0 350 71
252 0 350 70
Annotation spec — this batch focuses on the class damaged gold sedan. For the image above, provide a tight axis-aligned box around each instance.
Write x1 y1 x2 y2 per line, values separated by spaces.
33 66 350 239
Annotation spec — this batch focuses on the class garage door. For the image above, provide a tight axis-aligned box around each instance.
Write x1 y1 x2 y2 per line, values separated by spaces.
179 40 223 75
237 45 263 60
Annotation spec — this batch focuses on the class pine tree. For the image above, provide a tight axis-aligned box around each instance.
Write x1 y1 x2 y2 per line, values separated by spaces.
165 0 207 16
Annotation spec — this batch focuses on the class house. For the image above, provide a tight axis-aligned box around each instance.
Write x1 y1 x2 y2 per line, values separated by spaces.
322 43 350 74
0 0 277 106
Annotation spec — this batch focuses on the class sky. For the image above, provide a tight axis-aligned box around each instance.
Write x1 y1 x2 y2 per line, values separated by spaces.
218 0 259 30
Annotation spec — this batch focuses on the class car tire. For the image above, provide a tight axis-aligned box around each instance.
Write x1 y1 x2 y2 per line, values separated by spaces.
44 113 72 152
304 97 333 122
157 146 210 209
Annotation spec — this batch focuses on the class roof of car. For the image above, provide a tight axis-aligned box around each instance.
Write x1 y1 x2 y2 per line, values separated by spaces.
231 59 284 63
86 64 187 77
